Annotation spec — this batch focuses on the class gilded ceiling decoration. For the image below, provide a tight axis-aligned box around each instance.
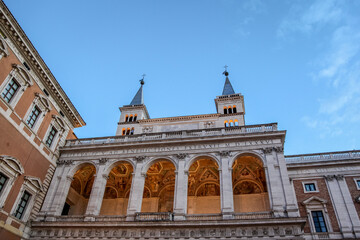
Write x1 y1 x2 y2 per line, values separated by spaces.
188 159 220 197
232 155 267 195
70 165 96 199
103 162 133 199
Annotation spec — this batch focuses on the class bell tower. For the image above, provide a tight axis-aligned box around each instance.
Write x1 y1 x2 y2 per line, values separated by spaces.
214 67 245 126
115 76 150 136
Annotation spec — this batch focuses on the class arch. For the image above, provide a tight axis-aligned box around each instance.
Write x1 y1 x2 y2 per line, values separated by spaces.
229 120 234 127
104 159 136 177
233 179 265 193
194 182 220 196
133 114 137 121
130 128 134 135
228 107 232 114
233 105 237 113
223 107 227 114
126 128 130 135
122 128 126 135
67 161 98 179
234 119 239 126
129 115 133 122
229 151 266 170
125 115 129 122
224 120 228 127
185 154 220 172
141 156 178 175
0 155 24 174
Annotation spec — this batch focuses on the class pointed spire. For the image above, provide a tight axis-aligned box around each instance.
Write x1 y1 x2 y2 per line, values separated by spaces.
130 75 145 105
222 66 235 95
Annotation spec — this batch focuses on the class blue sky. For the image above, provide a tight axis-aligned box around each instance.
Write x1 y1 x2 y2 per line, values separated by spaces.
4 0 360 155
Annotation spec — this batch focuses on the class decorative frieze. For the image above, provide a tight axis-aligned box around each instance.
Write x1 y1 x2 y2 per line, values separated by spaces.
174 153 188 159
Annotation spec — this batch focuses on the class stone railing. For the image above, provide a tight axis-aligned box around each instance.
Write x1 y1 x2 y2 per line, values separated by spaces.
233 211 273 220
134 212 174 221
95 215 127 221
65 123 278 147
186 214 222 221
285 150 360 163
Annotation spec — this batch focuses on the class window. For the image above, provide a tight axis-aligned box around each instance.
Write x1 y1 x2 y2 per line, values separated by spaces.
303 181 318 193
133 114 137 121
125 115 129 122
14 190 31 219
223 107 227 114
129 115 133 122
122 128 126 135
1 78 20 103
26 105 41 128
130 128 134 135
233 105 237 113
311 211 328 232
45 126 58 147
0 172 9 196
305 183 316 192
355 179 360 190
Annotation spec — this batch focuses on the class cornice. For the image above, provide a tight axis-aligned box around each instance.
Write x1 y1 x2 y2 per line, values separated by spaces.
0 1 85 128
139 113 221 123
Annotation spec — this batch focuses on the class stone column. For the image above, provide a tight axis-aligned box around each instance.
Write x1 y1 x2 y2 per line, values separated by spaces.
325 175 360 238
85 163 107 220
51 174 74 216
263 147 286 217
173 154 188 220
126 157 146 221
274 147 299 217
219 151 234 219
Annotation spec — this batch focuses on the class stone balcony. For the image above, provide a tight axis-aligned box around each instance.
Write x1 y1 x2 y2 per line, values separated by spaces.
64 123 278 147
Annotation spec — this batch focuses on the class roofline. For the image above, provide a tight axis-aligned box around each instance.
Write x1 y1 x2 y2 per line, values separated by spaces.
0 1 85 128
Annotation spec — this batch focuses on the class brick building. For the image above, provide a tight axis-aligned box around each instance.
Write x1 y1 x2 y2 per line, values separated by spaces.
1 1 360 239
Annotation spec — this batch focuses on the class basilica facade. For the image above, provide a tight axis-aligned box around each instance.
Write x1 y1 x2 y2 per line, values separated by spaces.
1 1 360 239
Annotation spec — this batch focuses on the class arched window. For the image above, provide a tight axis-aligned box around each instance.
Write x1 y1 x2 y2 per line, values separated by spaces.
223 107 228 114
229 120 234 127
233 105 237 113
130 128 134 135
133 114 137 121
234 119 239 126
228 106 232 114
122 128 126 136
126 128 130 135
224 121 229 128
125 115 129 122
129 115 133 122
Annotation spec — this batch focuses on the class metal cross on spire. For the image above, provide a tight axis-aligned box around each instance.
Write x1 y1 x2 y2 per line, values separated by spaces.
140 74 145 85
223 65 229 76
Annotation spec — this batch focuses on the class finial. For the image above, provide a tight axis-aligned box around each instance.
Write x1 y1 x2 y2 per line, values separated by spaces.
140 74 145 85
223 65 229 76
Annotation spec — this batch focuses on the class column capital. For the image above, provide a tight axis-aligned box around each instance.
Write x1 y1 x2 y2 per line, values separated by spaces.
135 156 146 162
174 153 188 160
218 151 232 157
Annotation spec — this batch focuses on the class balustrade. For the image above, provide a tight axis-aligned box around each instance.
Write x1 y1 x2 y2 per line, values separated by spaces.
286 150 360 163
135 212 174 221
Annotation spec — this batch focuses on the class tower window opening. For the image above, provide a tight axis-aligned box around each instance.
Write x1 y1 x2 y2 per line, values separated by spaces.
133 114 137 121
130 128 134 135
228 107 232 114
224 121 229 128
229 120 234 127
126 128 130 135
125 115 129 122
234 119 239 126
122 128 126 136
223 107 227 114
233 105 237 113
129 115 133 122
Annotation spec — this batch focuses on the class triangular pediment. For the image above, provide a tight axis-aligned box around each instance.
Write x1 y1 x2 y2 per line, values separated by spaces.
302 196 327 205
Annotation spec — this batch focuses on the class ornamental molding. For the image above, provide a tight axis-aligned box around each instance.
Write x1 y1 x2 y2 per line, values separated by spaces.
175 153 188 160
261 146 283 154
135 156 146 162
139 113 220 124
98 158 107 164
57 159 73 166
324 175 335 181
0 8 84 128
218 151 232 157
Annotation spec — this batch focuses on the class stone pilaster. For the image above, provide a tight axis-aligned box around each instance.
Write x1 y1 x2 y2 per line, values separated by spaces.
219 151 234 219
262 147 285 217
325 174 360 238
173 154 188 220
274 148 299 217
85 164 107 219
126 158 145 220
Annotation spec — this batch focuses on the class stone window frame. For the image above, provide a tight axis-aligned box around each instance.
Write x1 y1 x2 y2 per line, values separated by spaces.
302 196 333 234
23 92 51 133
302 181 319 193
0 36 9 60
353 177 360 190
0 64 33 109
10 176 43 222
43 115 66 152
0 155 24 208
